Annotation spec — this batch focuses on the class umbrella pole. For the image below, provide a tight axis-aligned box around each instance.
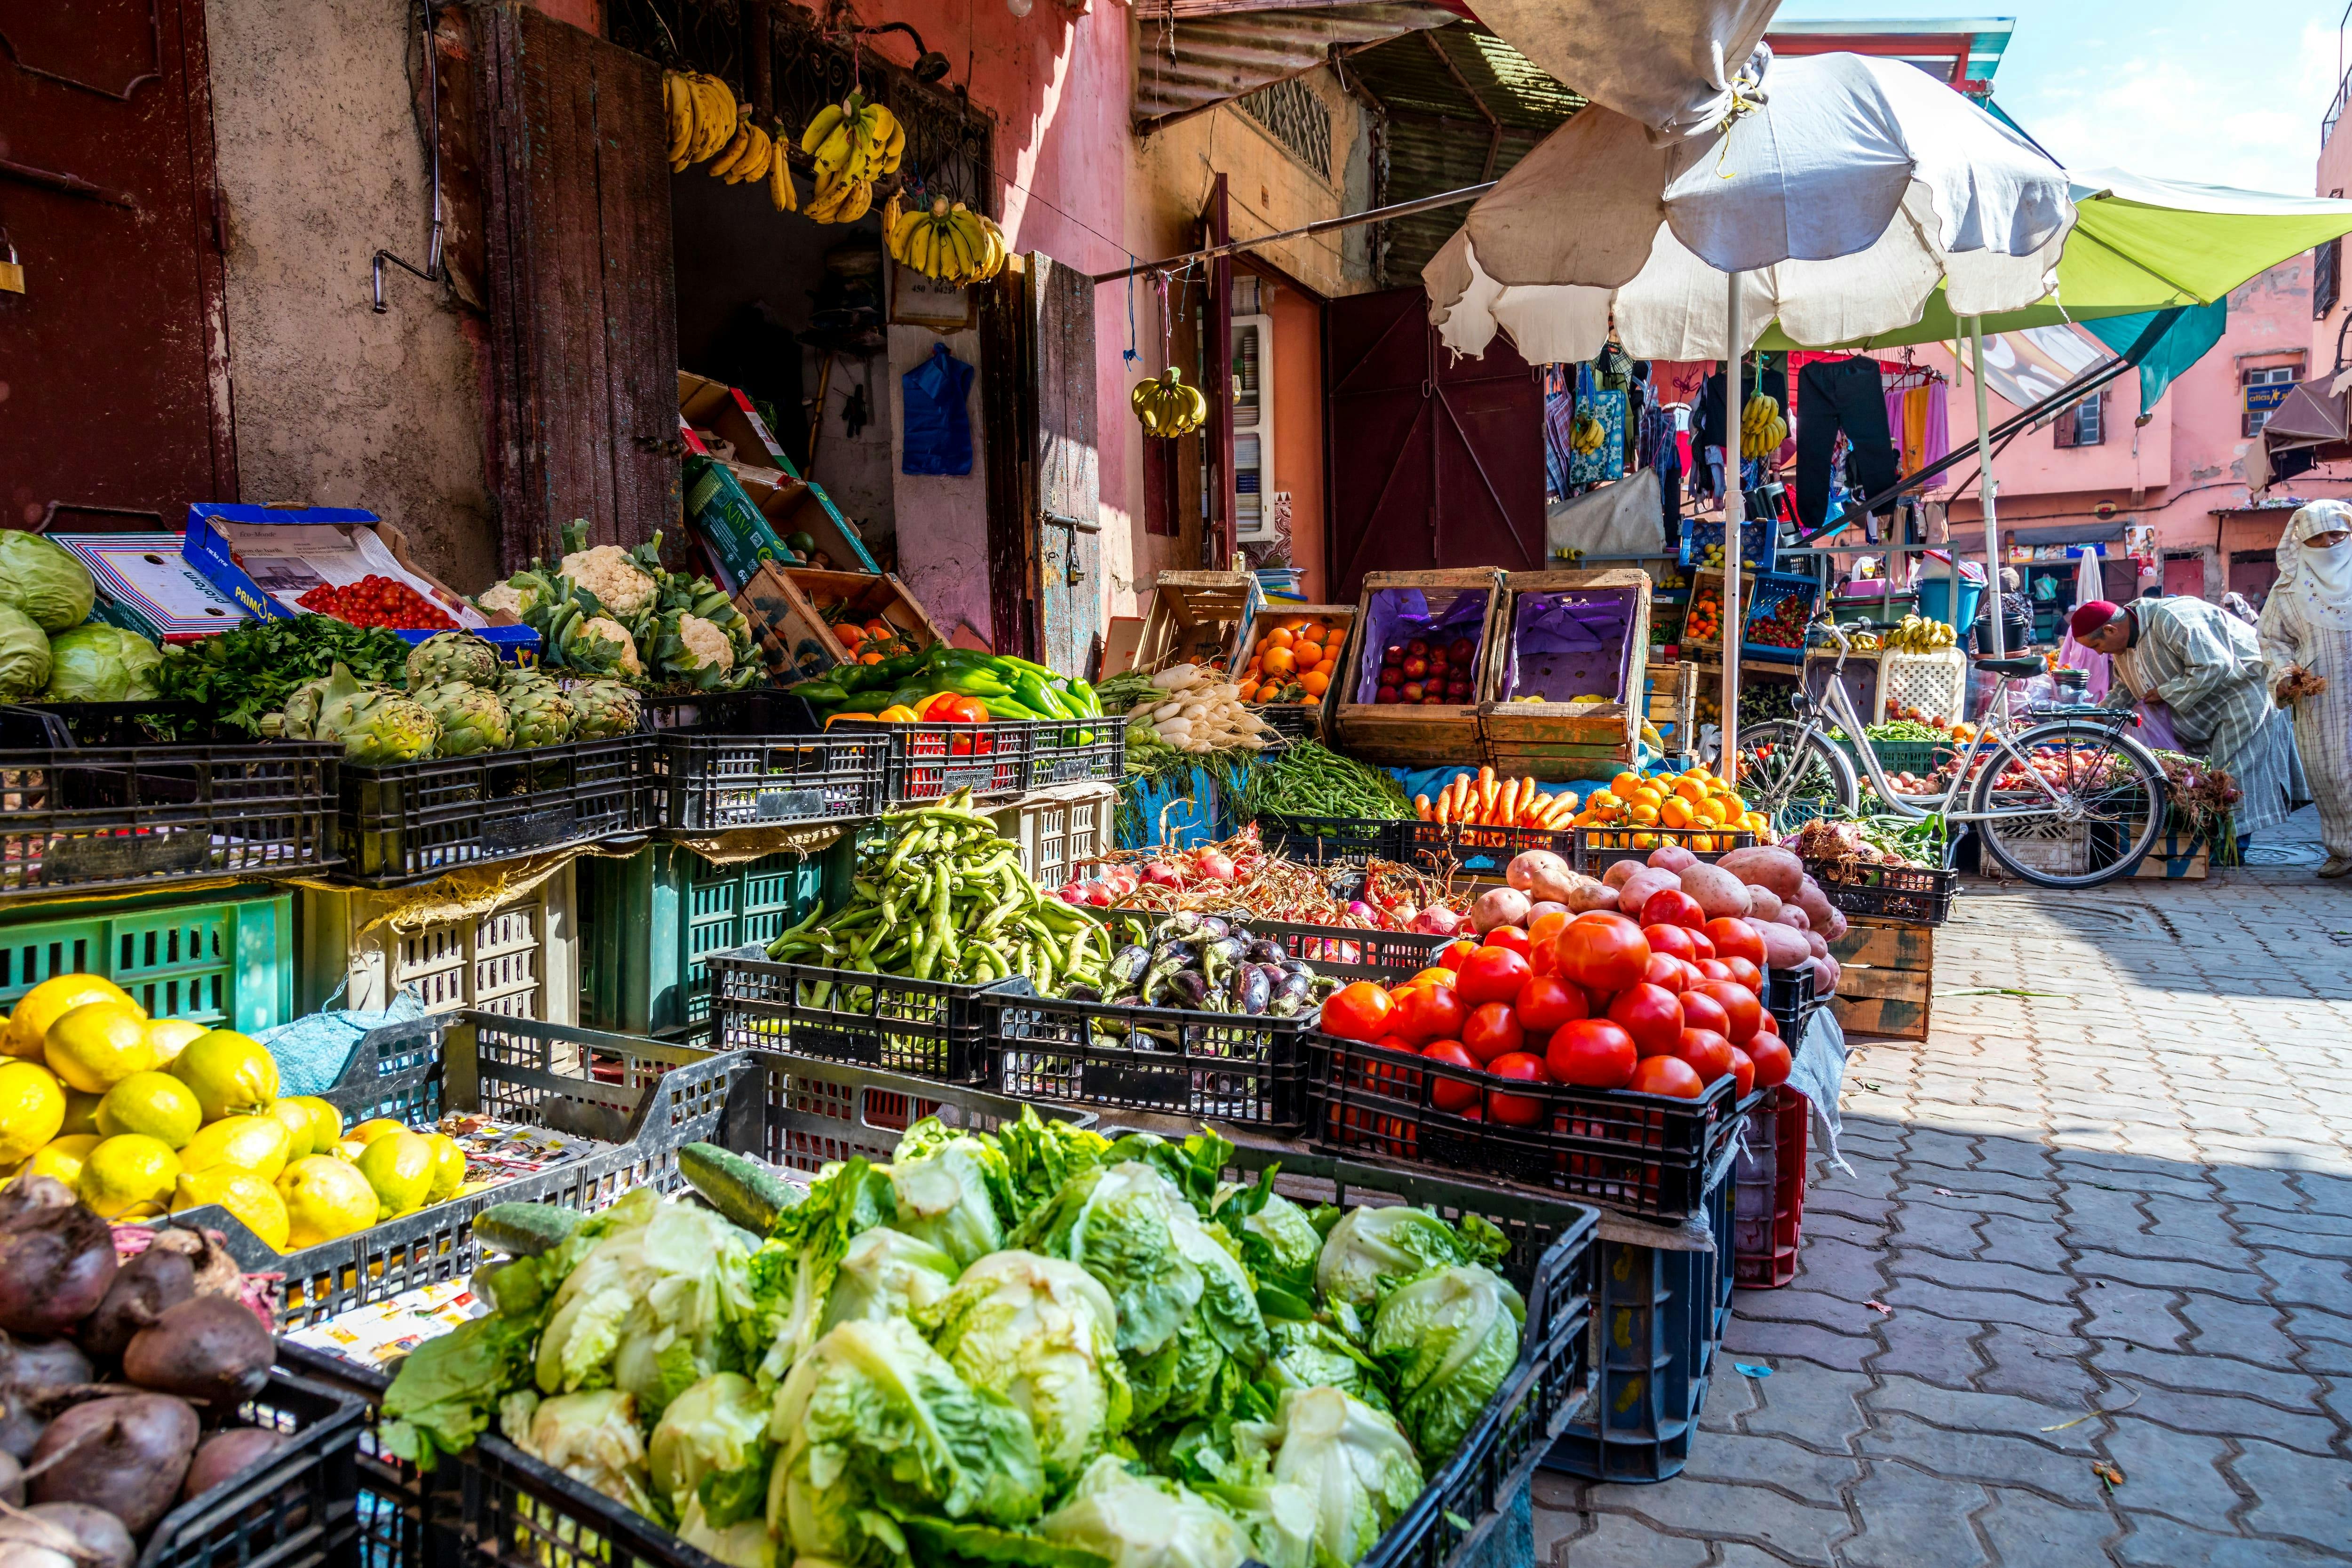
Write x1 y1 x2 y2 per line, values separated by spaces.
1720 271 1744 783
1968 315 2006 662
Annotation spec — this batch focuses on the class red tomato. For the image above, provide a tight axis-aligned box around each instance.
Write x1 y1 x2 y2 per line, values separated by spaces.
1390 983 1467 1046
1692 980 1761 1044
1554 914 1651 992
1753 1009 1780 1037
1641 889 1708 930
1607 983 1685 1057
1722 956 1764 993
1704 918 1766 966
1483 925 1532 959
1462 1002 1526 1065
1485 1051 1550 1126
1689 930 1717 960
1727 1046 1756 1098
1372 1035 1417 1055
1321 982 1395 1042
1695 958 1734 982
1674 957 1709 992
1407 967 1456 990
1454 946 1534 1008
1678 987 1731 1038
1438 940 1479 972
1642 951 1690 992
1544 1019 1637 1089
1643 923 1697 962
1747 1033 1793 1088
1675 1027 1734 1085
1421 1040 1481 1112
1515 975 1588 1034
1527 910 1570 961
1628 1054 1705 1098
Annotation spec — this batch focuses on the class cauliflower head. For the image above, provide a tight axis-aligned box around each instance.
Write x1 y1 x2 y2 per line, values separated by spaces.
574 616 645 679
476 580 539 620
561 545 657 617
675 614 735 674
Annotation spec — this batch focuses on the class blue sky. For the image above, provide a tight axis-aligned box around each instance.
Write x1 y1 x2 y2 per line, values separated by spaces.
1779 2 2344 195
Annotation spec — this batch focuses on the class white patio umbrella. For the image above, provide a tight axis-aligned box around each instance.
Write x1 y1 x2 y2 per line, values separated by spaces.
1423 50 2076 772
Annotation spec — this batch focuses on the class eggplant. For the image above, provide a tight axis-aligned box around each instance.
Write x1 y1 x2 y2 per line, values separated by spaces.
1274 971 1314 1004
1281 960 1311 979
1245 939 1284 965
1065 983 1103 1003
1199 916 1231 941
1151 939 1199 969
1108 944 1152 986
1162 912 1207 937
1256 962 1286 987
1237 967 1272 1016
1311 975 1343 998
1165 970 1211 1009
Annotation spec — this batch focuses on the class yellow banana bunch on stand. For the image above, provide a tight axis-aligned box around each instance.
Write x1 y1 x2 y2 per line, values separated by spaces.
886 196 1008 283
1740 393 1788 460
1886 614 1958 653
664 71 741 171
1131 368 1207 438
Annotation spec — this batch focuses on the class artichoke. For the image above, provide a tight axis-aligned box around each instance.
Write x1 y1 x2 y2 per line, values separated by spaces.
261 674 334 740
406 631 504 691
310 663 438 765
568 679 642 740
418 681 514 757
503 677 578 747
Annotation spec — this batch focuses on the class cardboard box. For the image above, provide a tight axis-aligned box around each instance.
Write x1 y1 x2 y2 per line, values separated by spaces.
55 532 250 639
728 465 880 575
677 372 799 475
683 457 795 591
733 563 947 679
183 503 491 630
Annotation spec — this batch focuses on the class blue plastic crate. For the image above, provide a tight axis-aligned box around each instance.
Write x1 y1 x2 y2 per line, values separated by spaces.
1740 568 1820 664
1679 517 1774 573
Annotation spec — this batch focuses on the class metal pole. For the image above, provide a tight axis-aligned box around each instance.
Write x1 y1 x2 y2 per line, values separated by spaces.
1969 316 2005 661
1721 272 1744 781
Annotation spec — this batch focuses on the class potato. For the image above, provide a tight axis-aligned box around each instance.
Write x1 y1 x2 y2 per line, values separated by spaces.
1677 862 1752 919
1601 860 1641 890
1745 916 1812 971
1617 868 1680 917
1506 850 1571 897
1779 905 1811 933
1470 886 1531 935
1824 908 1848 941
1814 954 1841 995
1561 877 1620 914
1744 885 1783 921
1716 845 1804 898
1645 844 1699 873
1792 876 1837 929
1805 931 1828 960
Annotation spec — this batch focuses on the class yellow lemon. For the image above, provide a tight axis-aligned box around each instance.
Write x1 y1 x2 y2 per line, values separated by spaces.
169 1030 278 1120
19 1133 100 1189
284 1097 342 1155
95 1071 204 1149
422 1133 467 1204
2 975 135 1060
142 1018 207 1066
263 1100 317 1161
57 1089 102 1138
44 1002 160 1095
174 1168 291 1252
349 1119 408 1147
355 1130 435 1219
332 1139 366 1163
276 1155 380 1247
80 1134 181 1219
0 1062 68 1165
179 1114 292 1183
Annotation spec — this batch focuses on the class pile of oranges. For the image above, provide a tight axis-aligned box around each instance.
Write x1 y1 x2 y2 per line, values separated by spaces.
1573 766 1771 849
1236 614 1346 707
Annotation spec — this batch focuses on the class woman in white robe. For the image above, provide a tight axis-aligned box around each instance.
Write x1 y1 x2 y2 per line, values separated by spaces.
2257 501 2352 878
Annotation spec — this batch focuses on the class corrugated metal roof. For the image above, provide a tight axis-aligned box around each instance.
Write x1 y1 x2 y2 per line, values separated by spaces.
1134 3 1458 127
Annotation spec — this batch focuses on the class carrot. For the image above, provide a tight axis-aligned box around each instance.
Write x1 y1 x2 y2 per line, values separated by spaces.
1477 767 1498 819
1415 793 1432 822
1446 774 1470 819
1434 792 1451 828
1497 778 1521 826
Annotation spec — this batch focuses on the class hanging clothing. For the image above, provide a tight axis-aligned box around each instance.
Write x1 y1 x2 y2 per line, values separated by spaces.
2101 595 2302 837
2257 500 2352 865
900 344 974 476
1543 384 1578 497
1796 358 1900 530
1920 381 1950 470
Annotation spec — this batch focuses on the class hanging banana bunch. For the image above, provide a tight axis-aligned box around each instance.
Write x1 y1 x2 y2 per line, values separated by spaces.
1132 368 1207 438
1570 412 1606 455
798 93 905 225
886 197 1008 284
1740 392 1789 460
664 71 741 172
708 108 778 187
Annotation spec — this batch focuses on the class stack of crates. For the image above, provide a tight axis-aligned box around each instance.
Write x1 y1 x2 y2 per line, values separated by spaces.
0 884 294 1033
297 870 577 1024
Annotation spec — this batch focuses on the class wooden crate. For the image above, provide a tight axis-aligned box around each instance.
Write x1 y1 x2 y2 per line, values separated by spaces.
1681 569 1751 656
1826 917 1932 1041
2135 832 2209 880
1131 571 1261 673
1231 604 1353 741
1477 569 1651 782
1330 570 1504 768
734 564 947 680
1645 661 1699 757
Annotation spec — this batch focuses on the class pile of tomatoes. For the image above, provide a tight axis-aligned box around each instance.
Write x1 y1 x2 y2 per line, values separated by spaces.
296 574 458 630
1319 898 1794 1127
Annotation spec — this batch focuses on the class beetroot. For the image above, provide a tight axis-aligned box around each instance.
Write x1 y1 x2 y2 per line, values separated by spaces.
27 1394 198 1534
182 1428 290 1502
0 1179 116 1337
122 1297 274 1409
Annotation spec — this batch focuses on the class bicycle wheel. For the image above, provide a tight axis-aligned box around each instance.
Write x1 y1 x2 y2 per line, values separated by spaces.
1967 721 2169 888
1732 721 1859 835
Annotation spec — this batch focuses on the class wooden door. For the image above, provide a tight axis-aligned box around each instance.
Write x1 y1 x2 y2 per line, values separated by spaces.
1323 286 1545 601
476 4 677 569
0 0 233 527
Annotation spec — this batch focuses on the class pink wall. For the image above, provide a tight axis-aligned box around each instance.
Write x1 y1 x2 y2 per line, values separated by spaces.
2314 108 2352 382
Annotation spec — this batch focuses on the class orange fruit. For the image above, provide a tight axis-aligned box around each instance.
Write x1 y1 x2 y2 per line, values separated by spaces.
1660 797 1694 828
1297 624 1324 646
1630 786 1663 810
1696 796 1730 825
1630 804 1659 825
1673 777 1710 805
1238 680 1261 702
1300 670 1329 696
1292 644 1321 672
1264 628 1294 651
1298 694 1318 707
1262 646 1296 677
1610 771 1642 796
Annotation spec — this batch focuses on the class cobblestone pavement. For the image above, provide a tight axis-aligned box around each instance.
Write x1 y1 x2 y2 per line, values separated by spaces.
1540 850 2352 1566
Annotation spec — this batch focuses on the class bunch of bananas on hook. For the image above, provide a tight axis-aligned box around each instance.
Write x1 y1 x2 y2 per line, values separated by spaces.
1740 392 1789 460
801 93 903 225
1131 368 1207 438
887 196 1009 283
664 72 797 213
1569 412 1607 455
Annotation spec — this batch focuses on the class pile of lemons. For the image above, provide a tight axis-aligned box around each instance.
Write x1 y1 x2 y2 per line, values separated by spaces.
0 974 466 1253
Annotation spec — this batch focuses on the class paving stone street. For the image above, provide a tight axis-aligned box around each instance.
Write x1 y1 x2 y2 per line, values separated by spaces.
1540 819 2352 1566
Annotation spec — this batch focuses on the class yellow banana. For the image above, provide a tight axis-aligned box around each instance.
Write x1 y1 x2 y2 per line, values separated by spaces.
881 120 906 173
694 77 737 162
734 126 771 184
801 104 845 156
664 73 693 165
709 117 753 179
769 146 796 212
881 190 904 239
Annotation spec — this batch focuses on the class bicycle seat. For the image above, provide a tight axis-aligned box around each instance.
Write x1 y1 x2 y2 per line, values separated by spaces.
1977 658 2044 677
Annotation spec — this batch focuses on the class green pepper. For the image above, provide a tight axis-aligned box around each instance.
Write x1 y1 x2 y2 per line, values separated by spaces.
837 651 929 693
1054 676 1102 718
1012 671 1076 720
939 665 1015 700
790 681 851 708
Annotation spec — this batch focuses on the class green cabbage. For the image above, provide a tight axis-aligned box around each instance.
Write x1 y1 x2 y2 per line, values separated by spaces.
0 532 95 632
1230 1386 1422 1567
922 1250 1131 1487
0 606 51 702
1314 1205 1509 1313
889 1120 1015 1270
41 624 162 701
1036 1456 1250 1568
1368 1264 1525 1461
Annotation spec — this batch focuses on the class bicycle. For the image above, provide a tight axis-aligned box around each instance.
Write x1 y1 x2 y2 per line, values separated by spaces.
1732 613 2170 889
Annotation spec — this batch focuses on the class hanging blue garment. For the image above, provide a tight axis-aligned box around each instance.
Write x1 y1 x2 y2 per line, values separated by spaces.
902 343 975 476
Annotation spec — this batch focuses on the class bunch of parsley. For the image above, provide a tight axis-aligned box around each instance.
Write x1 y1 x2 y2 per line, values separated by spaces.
154 616 413 735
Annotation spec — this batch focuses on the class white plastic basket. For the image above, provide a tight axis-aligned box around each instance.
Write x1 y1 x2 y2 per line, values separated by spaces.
988 782 1115 890
1875 650 1969 725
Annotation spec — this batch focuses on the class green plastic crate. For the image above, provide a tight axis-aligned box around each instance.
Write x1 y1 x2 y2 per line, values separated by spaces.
0 886 294 1033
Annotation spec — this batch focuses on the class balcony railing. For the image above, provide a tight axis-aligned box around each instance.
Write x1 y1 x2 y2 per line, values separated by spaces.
2328 63 2352 147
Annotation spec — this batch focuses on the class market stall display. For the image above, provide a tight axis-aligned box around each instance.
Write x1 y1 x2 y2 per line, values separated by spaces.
475 524 759 691
1331 570 1503 767
1231 605 1351 740
1478 569 1652 782
1087 823 1466 933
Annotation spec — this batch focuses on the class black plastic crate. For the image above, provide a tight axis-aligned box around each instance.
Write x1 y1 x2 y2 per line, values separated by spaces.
832 716 1031 804
0 704 340 898
1572 824 1758 876
653 726 888 832
1400 820 1579 883
141 1363 366 1568
1308 1035 1742 1220
1022 714 1126 789
734 1047 1097 1173
1250 917 1456 977
1249 701 1317 745
1809 859 1956 925
337 735 649 885
316 1014 447 1129
985 990 1318 1130
1764 960 1826 1042
1542 1153 1736 1483
705 942 1023 1082
1255 811 1407 865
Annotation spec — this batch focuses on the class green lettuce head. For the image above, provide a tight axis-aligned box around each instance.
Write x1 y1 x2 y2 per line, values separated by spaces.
1229 1386 1422 1568
1036 1455 1251 1568
921 1249 1132 1488
0 532 95 632
888 1119 1015 1271
1016 1161 1205 1358
649 1371 772 1521
1212 1181 1321 1302
0 606 52 702
42 624 162 701
506 1387 657 1517
1314 1204 1509 1313
1368 1263 1525 1462
746 1156 898 1385
818 1226 958 1336
1262 1319 1391 1413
